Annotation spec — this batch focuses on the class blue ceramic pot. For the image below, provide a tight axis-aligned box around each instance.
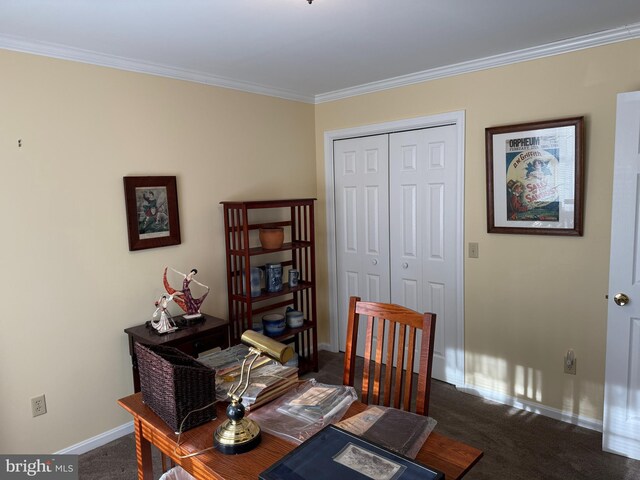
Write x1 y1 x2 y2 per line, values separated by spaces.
265 263 283 293
286 309 304 328
262 313 286 337
251 323 264 335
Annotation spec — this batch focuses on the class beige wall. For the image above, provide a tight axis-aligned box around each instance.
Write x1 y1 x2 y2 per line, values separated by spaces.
314 38 640 423
3 37 639 454
0 49 315 453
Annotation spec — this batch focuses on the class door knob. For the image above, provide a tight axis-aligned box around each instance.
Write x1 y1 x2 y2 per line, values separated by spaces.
402 262 409 269
614 293 630 306
372 259 378 265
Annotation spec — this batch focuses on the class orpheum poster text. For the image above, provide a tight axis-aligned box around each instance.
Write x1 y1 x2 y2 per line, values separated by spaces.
505 135 560 222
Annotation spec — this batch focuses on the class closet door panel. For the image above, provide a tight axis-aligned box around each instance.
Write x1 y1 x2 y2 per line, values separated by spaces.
389 126 458 379
335 135 390 354
334 125 458 382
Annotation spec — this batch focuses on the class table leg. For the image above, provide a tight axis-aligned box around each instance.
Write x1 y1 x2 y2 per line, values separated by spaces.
133 417 153 480
161 453 174 473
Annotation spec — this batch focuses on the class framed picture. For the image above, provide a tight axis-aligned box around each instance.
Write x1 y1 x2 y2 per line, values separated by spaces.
485 116 585 236
123 176 181 251
260 425 443 480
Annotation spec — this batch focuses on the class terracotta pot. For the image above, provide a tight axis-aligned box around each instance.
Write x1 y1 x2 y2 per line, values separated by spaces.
259 227 284 249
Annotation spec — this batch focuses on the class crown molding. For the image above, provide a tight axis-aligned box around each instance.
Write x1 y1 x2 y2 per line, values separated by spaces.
314 22 640 104
1 22 639 105
0 33 316 104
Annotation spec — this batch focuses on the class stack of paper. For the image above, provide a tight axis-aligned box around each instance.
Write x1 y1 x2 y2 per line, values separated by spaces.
198 344 299 410
215 362 299 410
276 385 353 423
241 364 299 410
246 380 358 444
197 344 270 376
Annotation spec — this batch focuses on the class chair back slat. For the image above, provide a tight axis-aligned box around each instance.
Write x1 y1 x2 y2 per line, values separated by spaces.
393 324 407 409
371 316 385 404
361 313 375 405
383 320 397 407
404 326 417 411
343 296 436 416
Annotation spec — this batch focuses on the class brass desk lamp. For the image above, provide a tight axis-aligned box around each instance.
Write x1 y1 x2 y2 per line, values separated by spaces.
214 330 293 454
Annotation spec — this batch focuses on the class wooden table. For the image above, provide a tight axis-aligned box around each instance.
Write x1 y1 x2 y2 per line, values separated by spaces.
118 393 482 480
124 314 229 392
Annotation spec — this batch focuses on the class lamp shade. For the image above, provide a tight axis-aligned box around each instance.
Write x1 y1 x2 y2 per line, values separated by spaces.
241 330 294 364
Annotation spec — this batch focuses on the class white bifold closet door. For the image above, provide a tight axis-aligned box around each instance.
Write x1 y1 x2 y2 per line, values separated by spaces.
334 125 458 382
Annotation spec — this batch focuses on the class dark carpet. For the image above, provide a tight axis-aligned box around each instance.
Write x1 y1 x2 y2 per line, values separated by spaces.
79 351 640 479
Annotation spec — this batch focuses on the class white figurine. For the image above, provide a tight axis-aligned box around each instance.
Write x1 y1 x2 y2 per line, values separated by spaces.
151 294 177 334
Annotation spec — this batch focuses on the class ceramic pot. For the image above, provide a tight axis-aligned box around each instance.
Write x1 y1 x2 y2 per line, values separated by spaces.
251 323 264 335
259 227 284 249
286 309 304 328
262 313 286 337
264 263 283 293
288 269 299 287
242 267 263 297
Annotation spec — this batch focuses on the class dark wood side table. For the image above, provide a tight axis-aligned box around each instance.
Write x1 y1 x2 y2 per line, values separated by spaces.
124 313 229 392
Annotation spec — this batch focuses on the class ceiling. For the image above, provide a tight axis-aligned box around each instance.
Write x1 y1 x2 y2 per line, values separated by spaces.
1 0 640 103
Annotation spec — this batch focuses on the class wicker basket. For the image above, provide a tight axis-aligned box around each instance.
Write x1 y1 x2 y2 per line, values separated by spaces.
135 343 217 432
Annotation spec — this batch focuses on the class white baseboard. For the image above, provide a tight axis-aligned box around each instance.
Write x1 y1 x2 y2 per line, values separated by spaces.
459 384 603 432
318 342 335 352
55 421 134 455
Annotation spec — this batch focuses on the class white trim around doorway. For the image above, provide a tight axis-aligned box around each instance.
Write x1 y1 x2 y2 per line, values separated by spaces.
323 111 466 388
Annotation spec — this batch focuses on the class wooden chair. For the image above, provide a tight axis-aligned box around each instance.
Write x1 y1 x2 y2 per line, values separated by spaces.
342 296 437 416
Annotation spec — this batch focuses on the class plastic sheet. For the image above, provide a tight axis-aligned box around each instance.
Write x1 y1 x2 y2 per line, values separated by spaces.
158 466 196 480
247 379 357 444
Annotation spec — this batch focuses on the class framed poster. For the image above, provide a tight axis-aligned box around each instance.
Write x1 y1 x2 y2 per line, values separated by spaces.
485 116 585 236
123 176 181 251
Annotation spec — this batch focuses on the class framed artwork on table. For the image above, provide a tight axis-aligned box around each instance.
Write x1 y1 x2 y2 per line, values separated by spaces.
260 425 443 480
485 116 585 236
123 176 181 251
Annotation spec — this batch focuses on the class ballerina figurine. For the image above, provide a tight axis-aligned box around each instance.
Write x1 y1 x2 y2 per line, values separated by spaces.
163 267 210 319
151 294 177 334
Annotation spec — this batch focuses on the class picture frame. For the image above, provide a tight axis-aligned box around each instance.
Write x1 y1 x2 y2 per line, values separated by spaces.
260 425 443 480
123 176 181 251
485 116 585 236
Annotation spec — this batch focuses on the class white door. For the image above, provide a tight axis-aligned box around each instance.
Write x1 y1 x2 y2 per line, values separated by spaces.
334 125 460 383
389 126 458 380
603 91 640 460
334 134 391 357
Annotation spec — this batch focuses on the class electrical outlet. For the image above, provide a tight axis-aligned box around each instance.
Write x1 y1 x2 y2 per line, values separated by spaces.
564 350 576 375
31 394 47 417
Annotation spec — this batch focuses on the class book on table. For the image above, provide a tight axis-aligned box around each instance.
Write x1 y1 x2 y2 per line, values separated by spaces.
336 406 437 460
